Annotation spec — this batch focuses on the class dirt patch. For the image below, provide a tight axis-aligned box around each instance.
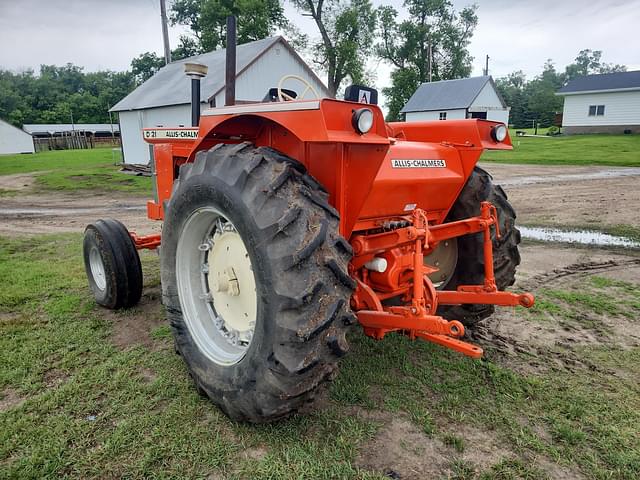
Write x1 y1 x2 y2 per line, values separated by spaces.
240 446 269 461
138 367 158 384
452 424 514 472
43 368 69 388
469 244 640 374
0 388 26 412
535 456 586 480
480 163 640 231
0 190 159 236
109 285 166 350
356 416 451 479
0 172 38 191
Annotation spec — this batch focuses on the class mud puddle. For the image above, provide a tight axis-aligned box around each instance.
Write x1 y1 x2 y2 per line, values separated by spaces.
519 226 640 248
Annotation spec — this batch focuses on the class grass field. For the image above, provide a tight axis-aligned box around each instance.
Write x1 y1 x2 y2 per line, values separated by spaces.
481 132 640 166
1 234 639 479
0 148 151 194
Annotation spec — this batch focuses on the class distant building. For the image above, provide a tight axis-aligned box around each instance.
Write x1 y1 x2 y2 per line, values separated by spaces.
110 36 329 164
23 124 119 138
400 76 509 125
557 71 640 134
0 119 34 155
23 124 119 151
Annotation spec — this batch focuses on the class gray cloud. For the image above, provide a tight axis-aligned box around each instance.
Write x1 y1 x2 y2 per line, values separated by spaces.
1 0 638 85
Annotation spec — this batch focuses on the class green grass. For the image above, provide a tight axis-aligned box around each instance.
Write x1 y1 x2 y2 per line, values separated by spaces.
1 234 639 478
0 148 151 194
482 132 640 166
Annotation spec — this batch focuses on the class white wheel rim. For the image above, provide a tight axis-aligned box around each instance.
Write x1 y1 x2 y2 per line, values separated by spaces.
89 246 107 291
176 207 257 365
424 238 458 289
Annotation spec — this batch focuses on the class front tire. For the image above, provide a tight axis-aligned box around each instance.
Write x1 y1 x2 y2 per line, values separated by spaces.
438 166 521 326
83 219 143 309
161 143 355 423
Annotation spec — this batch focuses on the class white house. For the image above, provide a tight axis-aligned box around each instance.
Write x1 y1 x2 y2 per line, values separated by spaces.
111 36 329 164
400 76 509 124
0 119 34 155
557 71 640 134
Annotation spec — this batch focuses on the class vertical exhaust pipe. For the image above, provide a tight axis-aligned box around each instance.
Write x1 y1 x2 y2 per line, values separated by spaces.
184 62 208 126
225 15 236 106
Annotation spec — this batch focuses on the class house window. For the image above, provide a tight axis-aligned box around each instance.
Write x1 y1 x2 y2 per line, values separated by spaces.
588 105 605 116
439 112 447 120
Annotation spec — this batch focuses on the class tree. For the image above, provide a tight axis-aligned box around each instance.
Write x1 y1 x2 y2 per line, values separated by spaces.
495 71 527 128
0 65 136 127
172 35 201 60
170 0 287 52
290 0 376 97
564 49 626 81
131 52 165 84
377 0 478 120
525 60 564 127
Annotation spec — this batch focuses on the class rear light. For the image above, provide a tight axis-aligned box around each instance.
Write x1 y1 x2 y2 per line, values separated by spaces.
352 108 374 134
491 124 508 142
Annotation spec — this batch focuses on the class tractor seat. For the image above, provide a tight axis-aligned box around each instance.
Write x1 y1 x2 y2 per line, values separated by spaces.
263 88 298 102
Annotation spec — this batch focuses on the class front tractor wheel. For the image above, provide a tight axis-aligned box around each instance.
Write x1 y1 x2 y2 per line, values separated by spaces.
83 219 143 309
438 166 521 327
161 143 354 423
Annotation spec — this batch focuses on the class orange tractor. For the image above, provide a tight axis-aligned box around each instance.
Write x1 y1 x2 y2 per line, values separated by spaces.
83 25 533 423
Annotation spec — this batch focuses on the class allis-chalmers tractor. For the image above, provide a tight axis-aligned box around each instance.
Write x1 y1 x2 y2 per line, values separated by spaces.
83 33 533 423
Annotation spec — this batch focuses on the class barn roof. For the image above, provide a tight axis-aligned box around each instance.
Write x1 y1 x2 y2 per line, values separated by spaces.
111 36 327 112
400 76 505 113
557 70 640 94
0 118 33 136
23 124 119 135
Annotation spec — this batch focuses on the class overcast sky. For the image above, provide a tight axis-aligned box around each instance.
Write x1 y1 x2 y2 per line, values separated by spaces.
1 0 638 88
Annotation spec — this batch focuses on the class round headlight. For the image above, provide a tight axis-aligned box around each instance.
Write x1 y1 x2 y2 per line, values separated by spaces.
352 108 374 134
492 124 508 142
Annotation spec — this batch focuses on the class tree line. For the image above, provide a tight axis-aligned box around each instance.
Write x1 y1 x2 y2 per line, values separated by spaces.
496 49 626 129
0 65 136 127
0 0 628 128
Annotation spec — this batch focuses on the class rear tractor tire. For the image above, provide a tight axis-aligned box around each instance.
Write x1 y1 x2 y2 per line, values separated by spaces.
437 166 521 327
83 218 143 310
160 142 355 423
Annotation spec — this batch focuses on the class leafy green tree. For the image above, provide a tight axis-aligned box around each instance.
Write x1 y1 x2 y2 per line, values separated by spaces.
495 71 527 128
525 60 564 127
131 52 165 84
0 65 136 127
377 0 478 120
172 35 201 60
564 49 626 81
290 0 377 97
170 0 287 52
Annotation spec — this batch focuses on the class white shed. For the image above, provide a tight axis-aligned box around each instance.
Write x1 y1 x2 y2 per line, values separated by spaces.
557 71 640 134
400 76 509 125
111 36 329 164
0 119 34 155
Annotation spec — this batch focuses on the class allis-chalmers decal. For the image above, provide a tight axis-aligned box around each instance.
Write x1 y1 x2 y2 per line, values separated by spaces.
391 159 447 168
143 129 199 140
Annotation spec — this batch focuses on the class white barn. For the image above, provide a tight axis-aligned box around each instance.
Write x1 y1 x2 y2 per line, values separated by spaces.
557 71 640 134
111 36 329 164
400 76 509 125
0 119 34 155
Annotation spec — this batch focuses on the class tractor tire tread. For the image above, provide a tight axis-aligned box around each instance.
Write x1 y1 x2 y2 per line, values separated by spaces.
161 142 354 423
438 166 521 326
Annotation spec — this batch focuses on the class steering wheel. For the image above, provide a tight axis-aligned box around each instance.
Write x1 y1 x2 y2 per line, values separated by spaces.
277 74 320 102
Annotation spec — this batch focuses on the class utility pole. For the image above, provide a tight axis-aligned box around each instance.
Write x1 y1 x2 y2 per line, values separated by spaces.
484 55 489 76
160 0 172 64
428 43 433 82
